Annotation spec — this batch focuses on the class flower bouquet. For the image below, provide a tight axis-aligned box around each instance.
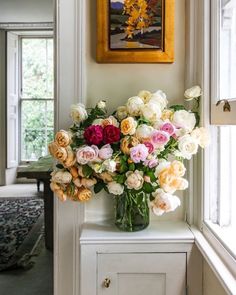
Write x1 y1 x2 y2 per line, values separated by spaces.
49 87 208 232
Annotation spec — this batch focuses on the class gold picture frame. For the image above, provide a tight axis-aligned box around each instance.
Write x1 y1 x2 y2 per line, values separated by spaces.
97 0 175 63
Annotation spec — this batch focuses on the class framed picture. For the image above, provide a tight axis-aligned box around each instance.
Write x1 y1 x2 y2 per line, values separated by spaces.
97 0 175 63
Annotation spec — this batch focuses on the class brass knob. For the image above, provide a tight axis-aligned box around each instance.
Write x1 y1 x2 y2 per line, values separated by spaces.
103 278 111 288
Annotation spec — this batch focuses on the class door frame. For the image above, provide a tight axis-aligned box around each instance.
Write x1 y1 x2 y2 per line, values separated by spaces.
54 0 86 294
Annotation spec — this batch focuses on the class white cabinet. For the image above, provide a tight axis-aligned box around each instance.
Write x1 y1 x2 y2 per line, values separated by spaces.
80 221 201 295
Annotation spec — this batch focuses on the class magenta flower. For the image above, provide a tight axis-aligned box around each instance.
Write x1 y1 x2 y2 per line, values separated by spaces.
130 144 149 163
84 125 103 145
143 141 154 153
144 158 158 168
160 122 175 136
151 130 170 146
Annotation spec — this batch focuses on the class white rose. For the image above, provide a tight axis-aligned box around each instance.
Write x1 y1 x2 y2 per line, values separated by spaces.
172 110 196 132
154 160 171 176
135 124 154 139
102 159 117 173
92 118 103 125
138 90 152 103
70 103 88 123
116 106 128 121
97 100 106 109
178 135 199 159
141 102 162 123
191 127 210 148
126 96 144 116
51 170 72 184
125 170 144 190
107 182 124 195
149 90 168 110
184 85 202 101
151 189 181 216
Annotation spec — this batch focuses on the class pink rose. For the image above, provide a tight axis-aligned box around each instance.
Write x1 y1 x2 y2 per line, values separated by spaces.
76 145 99 165
151 130 170 146
130 144 149 163
160 122 175 136
84 125 103 145
143 141 154 153
144 158 158 168
99 144 113 160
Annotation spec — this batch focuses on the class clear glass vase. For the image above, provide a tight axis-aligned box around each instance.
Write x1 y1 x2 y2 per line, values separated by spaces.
115 191 149 232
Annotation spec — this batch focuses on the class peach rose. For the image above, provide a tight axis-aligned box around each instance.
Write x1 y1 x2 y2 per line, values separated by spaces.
48 142 67 162
158 167 188 193
102 116 119 128
120 117 137 136
170 160 186 177
50 182 67 202
77 187 92 202
81 177 97 188
120 136 139 155
55 130 71 147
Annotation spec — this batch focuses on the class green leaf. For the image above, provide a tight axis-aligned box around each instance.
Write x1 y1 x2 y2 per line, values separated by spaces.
193 111 200 127
114 174 126 184
82 165 93 178
169 104 186 111
56 164 64 169
145 171 156 182
129 163 135 171
143 182 155 194
94 182 104 194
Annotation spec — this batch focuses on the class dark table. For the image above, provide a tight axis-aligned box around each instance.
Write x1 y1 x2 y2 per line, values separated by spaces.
17 156 54 251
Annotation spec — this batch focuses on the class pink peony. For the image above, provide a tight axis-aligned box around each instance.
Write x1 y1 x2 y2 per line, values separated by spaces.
151 130 170 146
130 144 149 163
76 145 99 165
143 141 154 153
84 125 103 145
160 122 175 136
99 144 113 160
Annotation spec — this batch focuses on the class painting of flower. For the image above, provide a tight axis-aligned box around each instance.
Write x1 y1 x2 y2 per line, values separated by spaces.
109 0 163 49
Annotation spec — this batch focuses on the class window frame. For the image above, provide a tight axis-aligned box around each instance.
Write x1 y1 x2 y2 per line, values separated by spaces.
200 0 236 278
18 34 54 164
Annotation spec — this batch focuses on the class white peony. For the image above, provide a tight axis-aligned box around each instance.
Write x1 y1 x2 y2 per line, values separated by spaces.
97 100 106 109
141 102 162 123
184 85 202 101
102 159 117 173
107 182 124 195
70 103 88 123
125 170 144 190
135 124 154 140
150 189 181 216
126 96 144 116
51 170 72 184
172 110 196 132
191 127 210 148
149 90 168 110
178 135 199 159
116 106 128 121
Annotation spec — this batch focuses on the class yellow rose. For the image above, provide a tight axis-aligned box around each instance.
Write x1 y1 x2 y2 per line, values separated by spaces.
120 117 137 135
120 136 139 155
48 142 67 162
55 130 71 147
158 167 188 193
170 160 186 177
77 187 92 202
161 109 174 121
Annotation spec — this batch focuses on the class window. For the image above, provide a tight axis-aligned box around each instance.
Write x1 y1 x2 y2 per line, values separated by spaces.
204 0 236 259
20 37 54 162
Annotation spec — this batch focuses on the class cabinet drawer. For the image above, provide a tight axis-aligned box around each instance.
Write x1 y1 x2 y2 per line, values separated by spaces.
97 253 186 295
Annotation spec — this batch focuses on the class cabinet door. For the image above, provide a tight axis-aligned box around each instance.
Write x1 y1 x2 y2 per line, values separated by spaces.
98 253 186 295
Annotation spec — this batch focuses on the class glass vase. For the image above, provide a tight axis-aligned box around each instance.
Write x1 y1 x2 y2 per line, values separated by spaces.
115 191 149 232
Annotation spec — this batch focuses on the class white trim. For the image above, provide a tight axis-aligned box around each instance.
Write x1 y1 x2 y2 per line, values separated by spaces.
0 23 53 30
191 226 236 295
54 0 86 295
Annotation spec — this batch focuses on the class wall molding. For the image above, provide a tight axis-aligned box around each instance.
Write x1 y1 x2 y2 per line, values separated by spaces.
54 1 86 295
0 22 53 30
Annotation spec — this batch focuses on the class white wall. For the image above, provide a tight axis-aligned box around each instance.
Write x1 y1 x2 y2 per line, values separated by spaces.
203 262 227 295
0 0 53 23
84 0 186 222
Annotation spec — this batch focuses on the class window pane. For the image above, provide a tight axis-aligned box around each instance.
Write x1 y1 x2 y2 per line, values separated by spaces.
220 0 236 99
22 38 54 99
21 100 54 161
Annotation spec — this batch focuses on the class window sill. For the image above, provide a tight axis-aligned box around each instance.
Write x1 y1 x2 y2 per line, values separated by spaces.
190 226 236 294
